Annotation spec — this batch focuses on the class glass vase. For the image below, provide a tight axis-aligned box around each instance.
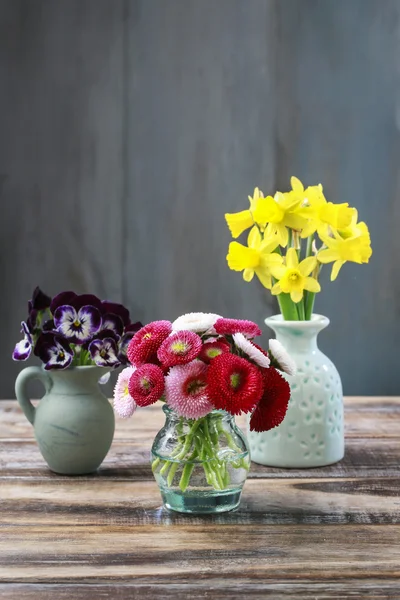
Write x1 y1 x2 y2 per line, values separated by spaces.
151 406 250 514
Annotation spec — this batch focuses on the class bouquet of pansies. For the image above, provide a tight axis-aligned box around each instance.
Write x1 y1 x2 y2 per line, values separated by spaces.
113 312 294 492
225 176 372 320
12 287 142 370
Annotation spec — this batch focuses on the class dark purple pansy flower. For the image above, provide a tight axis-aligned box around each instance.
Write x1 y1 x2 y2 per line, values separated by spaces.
26 309 38 332
54 305 101 344
50 291 77 314
117 321 143 363
12 322 33 361
89 336 120 368
101 313 124 337
29 287 52 311
101 301 130 326
50 292 102 315
42 319 55 331
34 332 73 370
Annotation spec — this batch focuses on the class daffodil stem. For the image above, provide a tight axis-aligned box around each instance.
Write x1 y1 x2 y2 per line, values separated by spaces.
305 293 315 320
297 300 305 321
277 292 299 321
303 234 314 320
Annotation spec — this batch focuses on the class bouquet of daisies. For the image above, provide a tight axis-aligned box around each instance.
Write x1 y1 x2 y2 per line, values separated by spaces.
113 312 295 491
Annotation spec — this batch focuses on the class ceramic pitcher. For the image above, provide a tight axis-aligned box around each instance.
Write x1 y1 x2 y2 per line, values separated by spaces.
248 314 344 467
15 365 115 474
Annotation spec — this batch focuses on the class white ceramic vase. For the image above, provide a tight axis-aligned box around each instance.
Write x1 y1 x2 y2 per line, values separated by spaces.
248 314 344 468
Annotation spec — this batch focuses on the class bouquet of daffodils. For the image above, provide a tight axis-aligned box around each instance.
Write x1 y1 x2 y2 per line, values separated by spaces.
12 287 142 369
225 177 372 320
113 312 294 492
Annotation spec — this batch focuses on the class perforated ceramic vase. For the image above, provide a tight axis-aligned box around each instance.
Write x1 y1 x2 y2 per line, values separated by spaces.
248 314 344 468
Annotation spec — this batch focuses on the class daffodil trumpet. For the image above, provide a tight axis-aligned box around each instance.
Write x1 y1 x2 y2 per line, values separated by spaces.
225 177 372 321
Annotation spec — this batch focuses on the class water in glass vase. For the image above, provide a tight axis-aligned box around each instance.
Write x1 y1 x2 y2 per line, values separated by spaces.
151 407 250 514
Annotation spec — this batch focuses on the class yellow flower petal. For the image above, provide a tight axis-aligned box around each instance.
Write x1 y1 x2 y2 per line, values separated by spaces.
290 289 303 303
243 268 255 282
290 176 304 194
331 260 345 281
269 264 287 279
255 269 272 289
303 277 321 293
227 242 260 271
317 248 338 264
286 248 299 268
299 256 317 276
253 196 285 225
271 282 282 295
225 210 254 238
247 225 261 249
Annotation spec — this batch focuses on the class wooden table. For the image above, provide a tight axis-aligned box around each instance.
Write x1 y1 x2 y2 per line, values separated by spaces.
0 398 399 599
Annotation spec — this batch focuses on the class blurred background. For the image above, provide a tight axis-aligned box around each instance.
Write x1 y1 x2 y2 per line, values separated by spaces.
0 0 398 398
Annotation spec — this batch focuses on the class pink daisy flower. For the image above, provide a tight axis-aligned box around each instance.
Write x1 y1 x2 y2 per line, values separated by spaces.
127 320 172 366
165 361 214 419
128 363 165 407
198 339 230 364
233 333 270 369
113 367 137 418
214 318 262 339
157 330 202 368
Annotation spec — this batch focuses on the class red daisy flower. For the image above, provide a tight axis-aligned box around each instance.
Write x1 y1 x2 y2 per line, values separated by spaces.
207 353 263 415
128 363 165 407
127 320 172 366
214 318 262 339
198 340 230 364
249 367 290 432
157 330 202 368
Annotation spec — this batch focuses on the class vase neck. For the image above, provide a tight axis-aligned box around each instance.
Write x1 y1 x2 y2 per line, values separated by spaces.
265 314 329 354
46 366 111 394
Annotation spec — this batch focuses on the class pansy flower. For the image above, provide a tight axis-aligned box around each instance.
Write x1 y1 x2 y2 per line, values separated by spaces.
12 322 33 361
52 293 102 344
89 330 120 367
34 332 73 370
117 321 143 364
28 286 52 311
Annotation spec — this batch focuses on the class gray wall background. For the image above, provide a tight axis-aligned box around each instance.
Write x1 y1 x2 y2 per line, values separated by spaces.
0 0 398 398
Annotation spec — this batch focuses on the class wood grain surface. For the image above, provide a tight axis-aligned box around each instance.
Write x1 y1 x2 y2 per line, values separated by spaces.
0 398 399 599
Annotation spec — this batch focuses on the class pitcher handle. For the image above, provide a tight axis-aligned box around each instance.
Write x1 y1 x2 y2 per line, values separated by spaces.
15 366 52 425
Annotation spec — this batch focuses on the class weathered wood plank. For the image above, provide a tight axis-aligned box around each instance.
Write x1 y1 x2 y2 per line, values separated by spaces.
0 523 399 581
0 478 399 527
0 581 399 600
1 398 399 442
1 437 399 481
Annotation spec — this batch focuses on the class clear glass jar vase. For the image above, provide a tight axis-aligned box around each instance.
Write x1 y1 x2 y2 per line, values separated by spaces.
151 406 250 514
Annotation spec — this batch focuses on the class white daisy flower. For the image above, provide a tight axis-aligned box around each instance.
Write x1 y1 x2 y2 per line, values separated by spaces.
233 333 270 369
113 366 137 418
269 339 297 376
172 312 222 334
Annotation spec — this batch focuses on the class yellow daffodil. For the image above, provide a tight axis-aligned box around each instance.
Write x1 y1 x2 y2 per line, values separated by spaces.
227 226 283 289
289 176 355 238
317 219 372 281
225 187 264 238
252 181 308 247
269 248 321 303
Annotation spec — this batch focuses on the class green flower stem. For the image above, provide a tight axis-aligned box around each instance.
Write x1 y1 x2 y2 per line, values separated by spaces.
151 457 161 472
303 235 314 320
179 463 195 492
175 419 203 460
297 299 305 321
277 292 299 321
305 293 316 321
167 461 179 486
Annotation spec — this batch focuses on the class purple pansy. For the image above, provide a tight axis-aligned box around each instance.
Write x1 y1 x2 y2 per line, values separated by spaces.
54 304 101 344
89 330 120 367
34 332 73 370
12 322 33 361
29 286 52 311
100 301 132 338
117 321 142 363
